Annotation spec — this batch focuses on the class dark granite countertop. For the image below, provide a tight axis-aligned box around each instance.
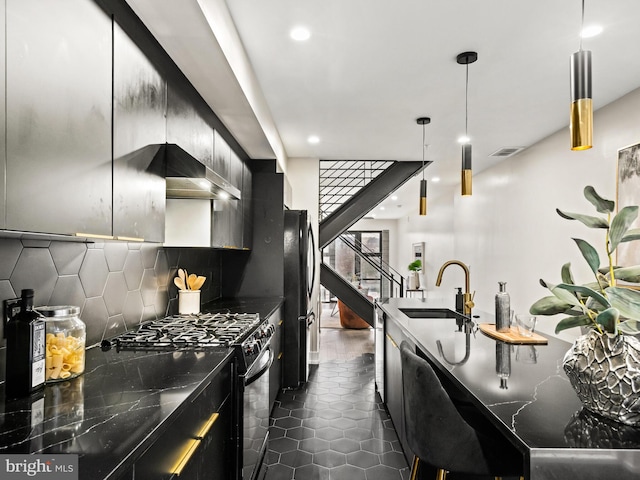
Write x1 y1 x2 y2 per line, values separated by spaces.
377 296 640 480
0 296 283 479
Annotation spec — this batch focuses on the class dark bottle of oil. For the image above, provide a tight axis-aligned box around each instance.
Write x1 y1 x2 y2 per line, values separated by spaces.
5 289 46 399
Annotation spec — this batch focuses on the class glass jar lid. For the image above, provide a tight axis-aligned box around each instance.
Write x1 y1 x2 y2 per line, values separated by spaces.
36 305 81 317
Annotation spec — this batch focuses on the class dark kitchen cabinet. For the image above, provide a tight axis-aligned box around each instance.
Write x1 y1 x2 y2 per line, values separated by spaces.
374 304 385 398
212 198 241 249
242 162 253 249
268 306 284 412
0 3 5 230
134 356 237 480
212 133 246 250
229 149 243 190
113 23 167 243
5 0 112 236
384 315 413 463
167 84 214 170
213 130 230 181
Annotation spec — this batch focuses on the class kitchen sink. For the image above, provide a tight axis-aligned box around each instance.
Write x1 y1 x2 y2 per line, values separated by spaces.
399 308 464 319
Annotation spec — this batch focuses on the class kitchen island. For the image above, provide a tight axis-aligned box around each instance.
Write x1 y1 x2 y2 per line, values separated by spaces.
376 296 640 480
0 297 282 479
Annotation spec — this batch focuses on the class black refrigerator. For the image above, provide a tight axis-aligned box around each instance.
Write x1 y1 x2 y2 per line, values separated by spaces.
282 210 316 388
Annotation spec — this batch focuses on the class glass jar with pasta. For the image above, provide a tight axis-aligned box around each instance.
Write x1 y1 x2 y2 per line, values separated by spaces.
35 305 86 383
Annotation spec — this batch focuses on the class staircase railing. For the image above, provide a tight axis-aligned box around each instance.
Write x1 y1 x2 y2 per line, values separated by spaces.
324 233 404 300
319 160 395 221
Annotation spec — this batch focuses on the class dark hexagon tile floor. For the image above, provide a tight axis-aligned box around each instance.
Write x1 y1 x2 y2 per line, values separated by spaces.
264 353 411 480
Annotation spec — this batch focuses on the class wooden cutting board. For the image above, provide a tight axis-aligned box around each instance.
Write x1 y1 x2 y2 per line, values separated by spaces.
479 323 548 345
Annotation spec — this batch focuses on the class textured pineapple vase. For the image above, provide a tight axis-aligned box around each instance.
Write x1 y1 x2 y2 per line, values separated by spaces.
563 330 640 426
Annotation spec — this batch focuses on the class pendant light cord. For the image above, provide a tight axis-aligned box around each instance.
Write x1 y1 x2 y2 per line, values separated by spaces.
422 123 426 181
465 64 469 136
579 0 585 51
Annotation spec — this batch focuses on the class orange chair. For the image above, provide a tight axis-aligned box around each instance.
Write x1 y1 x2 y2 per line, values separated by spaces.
337 300 370 329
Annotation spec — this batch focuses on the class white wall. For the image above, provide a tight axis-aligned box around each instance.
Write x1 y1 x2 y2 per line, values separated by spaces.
399 86 640 340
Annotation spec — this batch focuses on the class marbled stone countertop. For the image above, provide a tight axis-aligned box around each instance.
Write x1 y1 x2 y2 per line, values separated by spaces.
0 296 283 479
377 297 640 480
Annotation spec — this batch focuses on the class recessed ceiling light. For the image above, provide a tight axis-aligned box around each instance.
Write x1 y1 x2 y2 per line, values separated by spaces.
457 135 470 144
290 26 311 41
380 206 385 211
581 25 603 38
432 177 440 183
391 196 398 201
307 135 320 144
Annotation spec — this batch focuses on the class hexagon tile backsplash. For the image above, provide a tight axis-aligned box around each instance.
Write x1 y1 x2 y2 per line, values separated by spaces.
0 237 222 348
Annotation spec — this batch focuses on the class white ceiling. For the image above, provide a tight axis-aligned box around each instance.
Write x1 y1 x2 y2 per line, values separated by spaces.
127 0 640 219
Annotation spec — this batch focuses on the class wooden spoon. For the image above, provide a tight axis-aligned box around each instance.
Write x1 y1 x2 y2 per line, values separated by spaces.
191 276 206 291
188 274 198 290
174 277 186 291
178 268 186 285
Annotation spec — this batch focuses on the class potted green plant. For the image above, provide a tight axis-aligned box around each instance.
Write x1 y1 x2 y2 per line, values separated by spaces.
408 259 422 290
530 185 640 425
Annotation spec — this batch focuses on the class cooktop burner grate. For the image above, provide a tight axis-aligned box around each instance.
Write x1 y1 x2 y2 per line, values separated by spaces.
110 312 261 351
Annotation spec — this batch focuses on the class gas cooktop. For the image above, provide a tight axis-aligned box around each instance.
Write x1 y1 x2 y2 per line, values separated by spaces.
108 312 262 351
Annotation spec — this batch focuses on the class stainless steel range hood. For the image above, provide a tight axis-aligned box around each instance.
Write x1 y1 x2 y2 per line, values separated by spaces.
164 143 241 200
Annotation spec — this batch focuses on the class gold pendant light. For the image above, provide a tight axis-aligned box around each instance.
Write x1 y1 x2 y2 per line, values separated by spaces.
417 117 430 215
570 0 593 150
457 51 478 196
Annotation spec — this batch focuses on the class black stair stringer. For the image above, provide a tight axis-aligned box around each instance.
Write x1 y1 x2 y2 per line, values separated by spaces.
320 262 373 327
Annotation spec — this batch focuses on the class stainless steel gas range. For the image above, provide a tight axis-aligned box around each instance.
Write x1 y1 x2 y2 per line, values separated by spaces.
106 311 274 480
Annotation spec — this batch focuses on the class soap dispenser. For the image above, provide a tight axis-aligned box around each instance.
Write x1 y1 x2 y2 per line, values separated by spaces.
455 287 464 314
495 281 510 332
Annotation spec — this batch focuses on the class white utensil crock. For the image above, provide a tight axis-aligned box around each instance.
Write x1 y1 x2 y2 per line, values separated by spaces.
178 290 201 315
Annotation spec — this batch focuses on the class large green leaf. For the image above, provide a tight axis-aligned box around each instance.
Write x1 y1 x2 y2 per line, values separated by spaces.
561 263 574 285
554 282 611 309
620 228 640 243
556 209 609 228
555 315 592 334
529 295 573 315
546 282 582 308
610 206 639 252
572 238 600 275
584 185 615 213
596 307 619 334
608 265 640 283
619 319 640 334
606 287 640 319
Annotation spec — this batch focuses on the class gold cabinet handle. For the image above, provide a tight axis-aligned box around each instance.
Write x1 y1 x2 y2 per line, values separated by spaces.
75 232 114 240
115 236 144 242
386 333 398 349
170 413 219 476
278 320 283 326
277 352 283 360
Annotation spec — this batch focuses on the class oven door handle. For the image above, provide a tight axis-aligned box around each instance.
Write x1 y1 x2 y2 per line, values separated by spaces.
245 346 273 386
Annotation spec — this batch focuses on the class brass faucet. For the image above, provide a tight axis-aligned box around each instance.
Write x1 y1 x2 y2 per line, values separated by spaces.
435 260 475 315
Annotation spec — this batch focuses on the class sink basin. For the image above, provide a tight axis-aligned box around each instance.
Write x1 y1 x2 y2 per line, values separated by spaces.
399 308 459 319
